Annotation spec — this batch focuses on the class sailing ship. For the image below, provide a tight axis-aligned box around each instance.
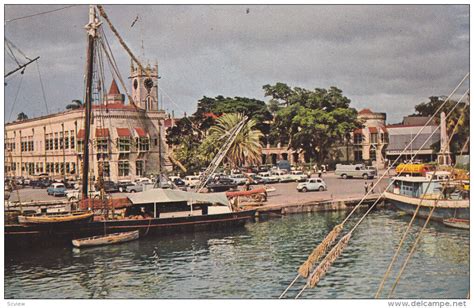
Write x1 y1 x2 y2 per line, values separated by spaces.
5 5 257 250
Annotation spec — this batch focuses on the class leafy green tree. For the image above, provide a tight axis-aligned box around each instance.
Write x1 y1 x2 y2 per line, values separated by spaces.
66 99 83 110
16 112 28 121
265 83 360 162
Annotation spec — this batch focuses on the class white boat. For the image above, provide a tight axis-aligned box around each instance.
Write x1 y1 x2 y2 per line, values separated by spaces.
443 218 469 230
72 230 139 248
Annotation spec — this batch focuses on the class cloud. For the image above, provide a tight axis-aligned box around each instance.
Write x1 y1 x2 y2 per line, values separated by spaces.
4 4 469 123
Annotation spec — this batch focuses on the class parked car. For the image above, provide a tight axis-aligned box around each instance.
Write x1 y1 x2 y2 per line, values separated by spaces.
289 170 309 182
272 169 293 183
206 176 237 192
47 183 67 196
66 189 101 202
94 180 119 193
297 178 327 192
258 172 279 184
335 164 376 179
184 175 201 188
117 180 135 192
126 182 154 193
31 179 53 189
135 177 154 185
246 173 265 184
169 176 186 187
229 174 247 185
276 160 291 172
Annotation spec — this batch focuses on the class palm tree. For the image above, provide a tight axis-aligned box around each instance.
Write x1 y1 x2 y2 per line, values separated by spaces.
207 113 263 167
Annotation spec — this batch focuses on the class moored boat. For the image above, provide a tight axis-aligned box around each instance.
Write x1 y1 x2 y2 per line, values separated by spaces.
17 211 94 224
384 172 469 222
443 218 469 230
72 230 139 248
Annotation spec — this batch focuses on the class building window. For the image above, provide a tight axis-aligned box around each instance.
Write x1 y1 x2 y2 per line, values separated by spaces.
70 135 75 149
60 132 64 150
354 147 363 161
96 138 108 153
28 162 34 175
98 161 110 178
370 148 376 161
77 140 84 153
55 163 60 174
136 160 144 176
54 136 59 150
354 134 363 144
138 137 150 152
381 133 389 144
370 133 378 144
118 161 129 176
118 137 131 152
154 138 158 146
65 136 69 149
71 162 76 174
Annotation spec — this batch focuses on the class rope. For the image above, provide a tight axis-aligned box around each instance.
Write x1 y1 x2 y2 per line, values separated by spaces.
5 5 79 23
291 86 469 299
375 95 469 298
8 73 24 122
386 105 469 298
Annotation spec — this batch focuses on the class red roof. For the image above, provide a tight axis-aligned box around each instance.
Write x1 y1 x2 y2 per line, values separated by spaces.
135 127 147 137
381 127 388 133
95 128 110 138
116 128 131 137
77 129 85 139
368 127 378 134
358 108 374 115
163 118 174 127
108 79 120 95
354 128 363 134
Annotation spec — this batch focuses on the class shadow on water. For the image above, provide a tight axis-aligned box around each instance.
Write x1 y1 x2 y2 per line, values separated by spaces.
4 209 469 299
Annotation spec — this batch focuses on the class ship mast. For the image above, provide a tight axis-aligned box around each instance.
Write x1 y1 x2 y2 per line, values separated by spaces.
82 6 101 201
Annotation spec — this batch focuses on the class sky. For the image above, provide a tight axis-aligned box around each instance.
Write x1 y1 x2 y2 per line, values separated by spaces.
4 4 470 124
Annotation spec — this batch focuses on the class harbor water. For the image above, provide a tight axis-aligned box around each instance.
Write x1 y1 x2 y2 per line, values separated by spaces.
5 209 469 299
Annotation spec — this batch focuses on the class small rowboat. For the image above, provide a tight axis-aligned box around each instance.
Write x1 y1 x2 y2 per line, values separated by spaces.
443 218 470 230
18 211 94 224
72 230 139 248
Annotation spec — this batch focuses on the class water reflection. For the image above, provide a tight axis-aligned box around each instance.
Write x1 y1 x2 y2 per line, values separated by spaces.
5 209 469 299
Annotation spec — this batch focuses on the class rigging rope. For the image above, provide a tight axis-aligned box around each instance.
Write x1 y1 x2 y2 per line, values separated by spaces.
279 73 469 299
5 5 79 23
375 91 469 298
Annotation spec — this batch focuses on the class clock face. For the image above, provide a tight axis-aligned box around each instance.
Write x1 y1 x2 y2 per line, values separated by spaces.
133 79 138 90
144 78 154 91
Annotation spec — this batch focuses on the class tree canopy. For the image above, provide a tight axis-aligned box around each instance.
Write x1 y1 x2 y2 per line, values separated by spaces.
16 112 28 121
265 83 360 162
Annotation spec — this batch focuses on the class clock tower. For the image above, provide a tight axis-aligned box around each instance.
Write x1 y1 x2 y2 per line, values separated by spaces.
130 61 159 111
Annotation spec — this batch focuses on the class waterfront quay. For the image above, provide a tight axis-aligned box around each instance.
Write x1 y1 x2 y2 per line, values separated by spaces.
8 171 390 213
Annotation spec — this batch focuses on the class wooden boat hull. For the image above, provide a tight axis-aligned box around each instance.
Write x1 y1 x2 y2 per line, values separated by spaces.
5 210 256 250
443 218 470 230
72 230 139 248
17 211 94 224
384 192 470 222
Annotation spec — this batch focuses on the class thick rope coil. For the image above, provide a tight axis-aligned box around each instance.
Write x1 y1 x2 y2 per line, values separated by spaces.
298 224 343 278
308 233 352 288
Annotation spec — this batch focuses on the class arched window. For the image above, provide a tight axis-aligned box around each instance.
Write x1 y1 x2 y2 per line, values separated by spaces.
146 96 153 110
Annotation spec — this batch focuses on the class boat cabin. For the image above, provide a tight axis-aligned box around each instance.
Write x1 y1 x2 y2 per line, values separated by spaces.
126 188 231 219
389 176 442 198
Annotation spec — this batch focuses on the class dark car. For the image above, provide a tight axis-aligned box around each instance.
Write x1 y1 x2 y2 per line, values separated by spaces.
31 179 52 189
95 180 119 193
172 178 186 187
206 176 237 192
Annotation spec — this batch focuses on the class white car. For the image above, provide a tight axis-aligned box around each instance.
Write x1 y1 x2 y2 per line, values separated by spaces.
184 175 201 188
289 170 309 182
258 172 279 184
65 189 100 201
297 178 327 192
271 170 293 183
229 174 247 185
135 177 154 185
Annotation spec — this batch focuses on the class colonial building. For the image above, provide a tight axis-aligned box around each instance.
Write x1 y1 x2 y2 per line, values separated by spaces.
5 63 170 182
386 116 440 163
